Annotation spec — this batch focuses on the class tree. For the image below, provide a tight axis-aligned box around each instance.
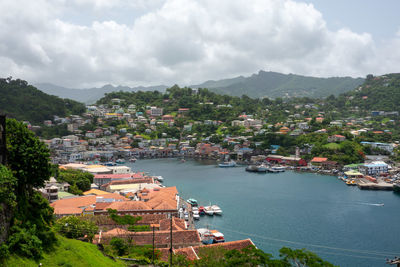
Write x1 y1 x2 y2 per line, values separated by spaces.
110 237 128 256
57 168 94 193
6 119 52 195
279 247 336 267
3 119 56 259
55 216 98 242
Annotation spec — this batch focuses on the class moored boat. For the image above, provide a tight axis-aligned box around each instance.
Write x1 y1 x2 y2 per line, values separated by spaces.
116 159 125 164
204 206 214 215
218 160 236 167
197 228 214 245
187 198 198 206
210 230 225 243
129 157 137 162
198 206 206 215
211 205 223 215
245 165 258 172
154 176 164 182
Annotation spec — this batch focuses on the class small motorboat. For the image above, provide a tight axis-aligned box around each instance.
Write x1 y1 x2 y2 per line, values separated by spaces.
204 206 214 215
198 206 206 215
197 228 214 245
187 198 198 206
116 159 125 164
211 230 225 243
211 205 222 215
218 160 236 168
129 157 137 162
193 211 200 220
154 176 164 182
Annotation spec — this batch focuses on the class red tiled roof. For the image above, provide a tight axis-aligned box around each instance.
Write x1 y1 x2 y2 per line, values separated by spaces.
159 217 187 231
51 193 127 215
95 230 201 246
98 201 151 211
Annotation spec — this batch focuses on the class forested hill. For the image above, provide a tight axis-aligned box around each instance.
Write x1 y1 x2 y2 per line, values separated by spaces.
35 83 168 104
339 73 400 112
0 78 85 124
192 70 364 98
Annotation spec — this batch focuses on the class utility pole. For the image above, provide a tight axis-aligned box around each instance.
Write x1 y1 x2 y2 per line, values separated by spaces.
169 213 173 266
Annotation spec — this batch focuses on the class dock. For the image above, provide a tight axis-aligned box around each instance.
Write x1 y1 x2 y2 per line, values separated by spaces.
357 179 394 191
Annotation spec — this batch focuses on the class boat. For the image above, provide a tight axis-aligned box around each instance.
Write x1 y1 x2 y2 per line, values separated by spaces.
257 163 268 172
154 176 164 182
104 161 117 166
211 205 223 215
181 158 186 163
116 159 125 164
218 160 236 167
198 206 206 215
269 166 285 172
187 198 198 206
197 228 214 245
193 211 200 220
129 157 137 162
245 165 259 172
210 230 225 243
204 206 214 215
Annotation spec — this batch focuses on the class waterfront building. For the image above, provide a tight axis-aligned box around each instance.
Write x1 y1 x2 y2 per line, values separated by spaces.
359 161 389 176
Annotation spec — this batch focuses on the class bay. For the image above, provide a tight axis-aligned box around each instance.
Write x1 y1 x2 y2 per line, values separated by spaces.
130 158 400 267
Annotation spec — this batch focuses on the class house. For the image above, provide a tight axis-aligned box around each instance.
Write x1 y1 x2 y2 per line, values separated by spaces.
327 135 346 143
311 157 328 166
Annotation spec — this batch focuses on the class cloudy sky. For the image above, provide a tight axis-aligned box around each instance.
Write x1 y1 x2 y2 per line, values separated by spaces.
1 0 399 88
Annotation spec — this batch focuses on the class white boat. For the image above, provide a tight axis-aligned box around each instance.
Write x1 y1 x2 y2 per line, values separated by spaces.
211 205 223 215
257 164 268 172
154 176 164 182
218 160 236 167
193 211 200 220
204 206 214 215
270 166 285 172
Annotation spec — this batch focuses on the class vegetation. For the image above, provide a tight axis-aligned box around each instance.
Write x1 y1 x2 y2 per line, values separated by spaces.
198 70 364 98
0 77 85 124
3 235 126 267
169 245 336 267
57 169 94 195
55 216 98 242
2 119 56 260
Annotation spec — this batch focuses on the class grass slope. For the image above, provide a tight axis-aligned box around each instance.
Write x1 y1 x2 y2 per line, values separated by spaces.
4 235 126 267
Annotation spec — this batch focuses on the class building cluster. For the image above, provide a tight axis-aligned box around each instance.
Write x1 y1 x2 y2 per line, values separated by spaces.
47 163 255 261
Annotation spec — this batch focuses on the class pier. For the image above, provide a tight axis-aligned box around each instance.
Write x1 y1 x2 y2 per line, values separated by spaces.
357 179 394 191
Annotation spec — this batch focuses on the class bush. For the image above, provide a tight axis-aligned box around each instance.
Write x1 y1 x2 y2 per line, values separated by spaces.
55 216 98 242
110 238 128 256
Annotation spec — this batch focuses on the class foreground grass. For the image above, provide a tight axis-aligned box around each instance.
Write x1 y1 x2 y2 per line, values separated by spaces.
4 235 126 267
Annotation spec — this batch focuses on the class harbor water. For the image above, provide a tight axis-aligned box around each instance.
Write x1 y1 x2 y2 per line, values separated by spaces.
131 158 400 267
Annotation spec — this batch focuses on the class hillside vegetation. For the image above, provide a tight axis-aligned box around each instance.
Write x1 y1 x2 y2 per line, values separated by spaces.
343 73 400 112
193 70 364 98
0 78 85 123
4 235 125 267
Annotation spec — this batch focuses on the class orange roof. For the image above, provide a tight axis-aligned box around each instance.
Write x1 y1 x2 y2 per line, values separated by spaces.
83 189 109 196
51 193 126 215
100 201 151 211
311 157 328 163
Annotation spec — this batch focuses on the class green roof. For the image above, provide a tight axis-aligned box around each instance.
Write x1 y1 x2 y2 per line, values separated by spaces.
58 191 75 199
344 163 363 168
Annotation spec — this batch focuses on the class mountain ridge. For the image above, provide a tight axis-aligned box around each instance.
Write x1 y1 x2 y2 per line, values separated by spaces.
35 70 365 103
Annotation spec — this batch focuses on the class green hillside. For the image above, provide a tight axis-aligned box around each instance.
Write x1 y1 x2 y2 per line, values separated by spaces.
0 78 85 124
3 235 126 267
193 71 364 98
343 73 400 112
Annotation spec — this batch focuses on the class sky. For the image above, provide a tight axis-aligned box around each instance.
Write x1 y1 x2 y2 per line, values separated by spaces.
1 0 399 88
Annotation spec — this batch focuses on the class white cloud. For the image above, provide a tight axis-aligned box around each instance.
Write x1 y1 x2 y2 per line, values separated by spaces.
0 0 398 88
